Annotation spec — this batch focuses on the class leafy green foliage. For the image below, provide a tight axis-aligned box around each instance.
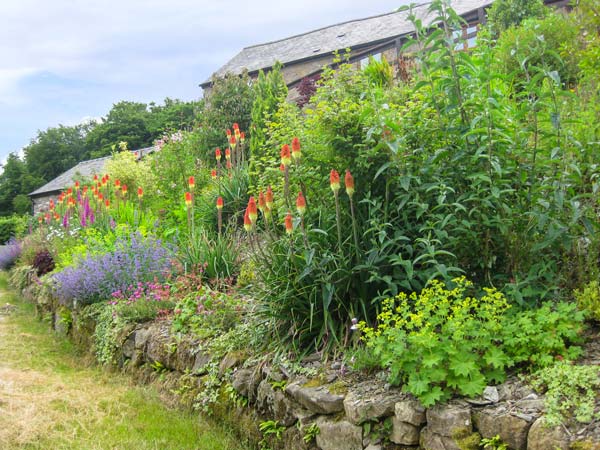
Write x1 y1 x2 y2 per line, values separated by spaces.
359 278 585 406
249 63 288 189
574 281 600 322
531 361 600 427
486 0 547 36
0 215 27 243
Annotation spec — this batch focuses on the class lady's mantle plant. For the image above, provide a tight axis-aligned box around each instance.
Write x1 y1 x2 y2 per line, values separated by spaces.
53 232 174 307
358 277 584 406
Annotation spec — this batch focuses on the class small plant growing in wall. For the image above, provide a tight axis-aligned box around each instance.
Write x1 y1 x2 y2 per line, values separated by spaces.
302 422 320 444
258 420 285 450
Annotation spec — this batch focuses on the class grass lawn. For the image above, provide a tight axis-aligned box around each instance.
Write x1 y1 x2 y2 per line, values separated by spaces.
0 274 247 450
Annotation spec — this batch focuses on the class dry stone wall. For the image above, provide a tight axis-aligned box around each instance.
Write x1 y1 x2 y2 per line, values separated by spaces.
37 301 599 450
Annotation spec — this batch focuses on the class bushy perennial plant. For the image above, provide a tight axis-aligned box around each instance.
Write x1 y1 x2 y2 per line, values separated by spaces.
0 237 22 270
53 232 174 307
358 278 585 406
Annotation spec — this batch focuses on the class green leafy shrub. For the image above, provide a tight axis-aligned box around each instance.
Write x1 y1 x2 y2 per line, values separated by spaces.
171 287 245 339
574 281 600 322
486 0 547 36
359 278 585 406
0 215 27 244
531 361 600 427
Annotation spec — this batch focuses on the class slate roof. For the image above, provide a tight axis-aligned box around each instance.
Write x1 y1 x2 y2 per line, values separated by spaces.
29 147 156 197
201 0 492 86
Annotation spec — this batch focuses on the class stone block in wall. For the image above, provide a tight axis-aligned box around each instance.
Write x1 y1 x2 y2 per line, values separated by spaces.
343 380 405 424
192 350 211 375
390 417 421 445
256 379 276 415
218 352 243 376
473 405 535 450
426 401 472 437
527 417 570 450
173 337 199 373
395 397 427 426
315 416 362 450
232 368 255 398
122 331 135 358
134 327 151 350
145 324 177 369
421 426 480 450
285 381 345 415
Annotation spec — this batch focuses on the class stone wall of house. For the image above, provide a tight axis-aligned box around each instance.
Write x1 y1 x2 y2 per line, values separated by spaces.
24 286 598 450
31 194 58 216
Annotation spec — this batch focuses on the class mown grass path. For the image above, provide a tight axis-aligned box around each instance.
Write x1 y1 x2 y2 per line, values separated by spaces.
0 278 244 450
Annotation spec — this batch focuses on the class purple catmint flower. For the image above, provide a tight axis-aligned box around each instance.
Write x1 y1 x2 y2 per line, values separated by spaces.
53 232 176 307
62 213 69 229
0 237 22 269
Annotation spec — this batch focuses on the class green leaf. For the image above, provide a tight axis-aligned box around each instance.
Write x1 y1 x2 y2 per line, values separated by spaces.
422 351 444 368
419 386 445 407
449 354 478 378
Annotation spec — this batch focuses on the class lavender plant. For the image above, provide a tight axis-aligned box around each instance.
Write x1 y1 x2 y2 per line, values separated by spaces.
53 232 175 307
0 237 22 270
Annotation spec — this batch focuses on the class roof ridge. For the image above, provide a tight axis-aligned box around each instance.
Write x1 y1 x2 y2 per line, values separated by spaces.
242 2 430 50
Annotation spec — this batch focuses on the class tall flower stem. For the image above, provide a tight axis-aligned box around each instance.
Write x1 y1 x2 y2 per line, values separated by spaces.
334 191 342 253
349 197 360 260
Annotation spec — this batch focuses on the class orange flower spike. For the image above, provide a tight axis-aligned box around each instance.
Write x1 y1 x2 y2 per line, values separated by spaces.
225 148 231 160
104 174 109 181
291 137 301 160
122 184 128 195
184 192 193 208
330 169 341 194
137 187 143 199
280 144 291 167
188 176 195 190
247 196 258 224
284 212 293 235
234 128 241 140
265 186 274 210
105 199 110 208
226 129 232 138
216 196 224 210
82 186 88 196
240 131 245 142
226 160 232 170
211 169 217 180
345 169 355 197
296 191 306 216
258 191 266 213
115 179 121 190
49 199 55 211
232 123 239 130
38 216 43 224
67 187 73 196
98 192 104 201
243 208 253 232
93 174 98 182
215 147 222 161
75 181 80 190
229 136 236 148
54 212 60 221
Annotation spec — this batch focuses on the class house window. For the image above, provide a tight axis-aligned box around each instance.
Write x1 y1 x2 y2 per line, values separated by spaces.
453 24 479 51
360 52 381 69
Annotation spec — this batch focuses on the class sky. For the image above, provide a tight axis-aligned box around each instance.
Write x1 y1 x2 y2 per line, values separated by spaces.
0 0 410 164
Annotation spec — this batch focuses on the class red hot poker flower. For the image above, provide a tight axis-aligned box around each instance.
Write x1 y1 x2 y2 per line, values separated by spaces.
330 169 341 193
296 191 306 216
225 148 231 160
345 170 355 197
280 144 291 167
216 196 224 210
232 123 239 130
115 179 121 189
211 169 217 180
188 176 195 189
75 181 80 190
215 147 222 160
285 212 293 235
243 208 252 232
291 137 301 160
105 199 110 208
247 196 258 224
229 136 236 148
137 187 143 199
258 191 266 212
226 129 232 138
240 131 245 142
184 192 192 208
121 184 128 195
